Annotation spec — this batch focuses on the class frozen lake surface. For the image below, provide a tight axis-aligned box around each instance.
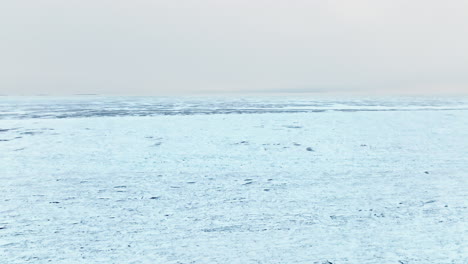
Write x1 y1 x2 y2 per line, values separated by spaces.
1 97 467 263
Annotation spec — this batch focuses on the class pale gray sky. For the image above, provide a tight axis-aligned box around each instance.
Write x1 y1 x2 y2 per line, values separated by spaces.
1 0 467 95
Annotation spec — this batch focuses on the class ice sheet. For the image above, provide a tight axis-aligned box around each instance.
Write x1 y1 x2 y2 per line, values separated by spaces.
1 97 467 263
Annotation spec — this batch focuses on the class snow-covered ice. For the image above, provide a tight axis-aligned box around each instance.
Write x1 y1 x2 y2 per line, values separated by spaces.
1 97 467 263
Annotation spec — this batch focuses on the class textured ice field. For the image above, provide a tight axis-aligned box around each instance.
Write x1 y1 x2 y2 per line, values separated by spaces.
1 97 468 263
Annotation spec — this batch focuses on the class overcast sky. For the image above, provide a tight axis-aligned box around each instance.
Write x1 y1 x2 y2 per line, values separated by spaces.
1 0 467 95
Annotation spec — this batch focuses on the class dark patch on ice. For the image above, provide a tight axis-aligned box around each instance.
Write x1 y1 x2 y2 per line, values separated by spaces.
293 142 301 146
170 186 181 188
49 201 60 204
423 200 436 204
234 141 249 145
150 196 161 200
267 179 273 181
306 147 314 151
337 109 358 112
14 148 25 151
202 225 241 232
424 171 430 174
113 186 127 189
284 125 302 129
263 189 270 191
1 136 23 141
243 181 253 185
244 179 252 181
360 144 367 147
20 131 41 136
153 142 162 146
187 181 196 184
0 226 6 230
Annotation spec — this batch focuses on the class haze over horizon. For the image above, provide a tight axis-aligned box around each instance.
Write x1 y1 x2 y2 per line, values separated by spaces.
1 0 468 96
